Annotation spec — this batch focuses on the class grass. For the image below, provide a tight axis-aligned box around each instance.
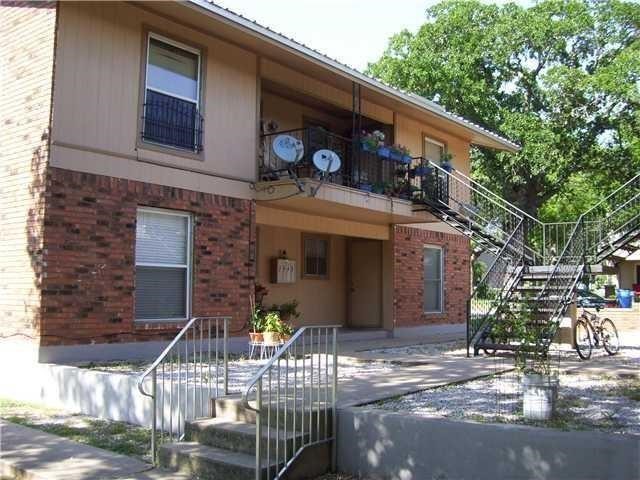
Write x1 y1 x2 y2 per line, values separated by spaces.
613 378 640 401
0 398 151 462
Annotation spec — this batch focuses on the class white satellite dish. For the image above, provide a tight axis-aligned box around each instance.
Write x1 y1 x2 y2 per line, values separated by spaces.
312 149 341 174
272 135 304 164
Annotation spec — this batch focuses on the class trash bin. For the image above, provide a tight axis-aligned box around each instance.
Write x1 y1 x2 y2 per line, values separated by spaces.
617 289 633 308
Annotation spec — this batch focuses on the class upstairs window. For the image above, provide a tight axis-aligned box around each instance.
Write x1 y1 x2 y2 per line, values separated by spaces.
424 137 445 165
142 34 203 152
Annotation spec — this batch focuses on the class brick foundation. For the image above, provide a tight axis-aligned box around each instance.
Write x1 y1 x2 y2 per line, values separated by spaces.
39 167 255 346
393 226 470 327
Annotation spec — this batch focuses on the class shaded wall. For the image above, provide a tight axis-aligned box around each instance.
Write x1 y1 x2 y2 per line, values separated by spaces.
256 225 347 327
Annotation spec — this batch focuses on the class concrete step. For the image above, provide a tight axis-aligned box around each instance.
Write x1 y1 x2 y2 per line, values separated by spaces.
212 395 333 437
158 441 276 480
186 417 306 457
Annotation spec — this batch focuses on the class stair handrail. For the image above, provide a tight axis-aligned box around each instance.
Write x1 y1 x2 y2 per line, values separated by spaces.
138 316 229 464
467 218 525 355
243 325 341 480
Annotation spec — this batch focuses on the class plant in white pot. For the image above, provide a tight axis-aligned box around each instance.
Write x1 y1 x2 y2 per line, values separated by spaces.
498 305 559 421
263 311 282 345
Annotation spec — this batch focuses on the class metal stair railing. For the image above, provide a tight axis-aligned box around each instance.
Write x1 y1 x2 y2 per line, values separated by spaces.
416 159 524 253
243 326 340 480
467 219 525 356
138 316 229 463
447 168 578 264
537 173 640 346
581 173 640 263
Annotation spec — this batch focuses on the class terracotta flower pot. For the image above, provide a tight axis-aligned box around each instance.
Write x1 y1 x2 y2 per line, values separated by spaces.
249 332 263 343
280 334 291 343
263 331 280 344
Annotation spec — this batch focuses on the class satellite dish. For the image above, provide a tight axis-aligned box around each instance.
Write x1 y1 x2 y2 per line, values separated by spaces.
312 149 341 174
273 135 304 163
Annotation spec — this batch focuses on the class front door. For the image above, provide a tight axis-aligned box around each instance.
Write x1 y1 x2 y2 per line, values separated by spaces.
348 239 382 328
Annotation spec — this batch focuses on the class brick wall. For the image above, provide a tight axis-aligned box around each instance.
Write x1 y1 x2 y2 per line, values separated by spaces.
0 2 57 342
40 167 255 346
393 226 470 327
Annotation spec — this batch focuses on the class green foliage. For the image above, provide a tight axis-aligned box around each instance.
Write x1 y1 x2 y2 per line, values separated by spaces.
250 306 265 332
367 0 640 217
263 311 282 333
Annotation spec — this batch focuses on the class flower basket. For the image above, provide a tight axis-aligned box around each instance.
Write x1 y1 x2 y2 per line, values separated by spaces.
401 154 412 164
377 146 391 158
360 139 376 152
389 149 402 162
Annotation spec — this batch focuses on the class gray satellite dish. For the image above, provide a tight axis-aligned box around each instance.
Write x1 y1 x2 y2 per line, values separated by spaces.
272 135 304 163
312 149 341 174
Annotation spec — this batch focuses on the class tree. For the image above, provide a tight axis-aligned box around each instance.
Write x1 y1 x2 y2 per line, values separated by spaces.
367 0 640 218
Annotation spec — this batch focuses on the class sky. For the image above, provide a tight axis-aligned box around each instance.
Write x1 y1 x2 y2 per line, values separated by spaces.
215 0 528 72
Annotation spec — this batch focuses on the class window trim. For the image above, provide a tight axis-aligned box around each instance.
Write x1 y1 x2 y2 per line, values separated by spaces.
423 244 444 314
423 136 446 164
301 233 330 280
137 27 206 159
135 206 193 322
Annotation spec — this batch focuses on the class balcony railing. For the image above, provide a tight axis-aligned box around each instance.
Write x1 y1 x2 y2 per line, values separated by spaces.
259 127 416 199
142 90 204 152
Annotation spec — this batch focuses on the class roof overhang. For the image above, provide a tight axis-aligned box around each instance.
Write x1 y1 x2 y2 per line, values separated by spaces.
157 1 520 152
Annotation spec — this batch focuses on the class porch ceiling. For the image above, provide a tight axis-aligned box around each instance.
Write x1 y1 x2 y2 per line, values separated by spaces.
254 179 439 227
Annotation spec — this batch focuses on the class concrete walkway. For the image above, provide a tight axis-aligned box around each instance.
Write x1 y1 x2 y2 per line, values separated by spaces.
338 354 507 407
0 421 188 480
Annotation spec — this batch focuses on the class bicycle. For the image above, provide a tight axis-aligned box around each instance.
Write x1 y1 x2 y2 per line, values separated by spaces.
573 306 620 360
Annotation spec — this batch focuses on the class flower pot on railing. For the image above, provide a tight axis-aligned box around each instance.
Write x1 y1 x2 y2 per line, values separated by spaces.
377 146 391 158
401 154 412 164
441 161 453 172
389 149 402 162
359 182 373 192
360 139 377 153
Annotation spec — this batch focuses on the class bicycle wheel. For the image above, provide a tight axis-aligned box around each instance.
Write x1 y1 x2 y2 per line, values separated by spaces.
574 318 592 360
601 318 620 355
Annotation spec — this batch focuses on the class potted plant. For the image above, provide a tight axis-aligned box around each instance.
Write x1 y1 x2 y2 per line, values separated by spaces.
498 305 559 421
389 144 411 163
263 311 282 344
276 300 301 323
279 322 294 343
249 306 265 343
359 181 373 192
440 152 454 172
372 182 385 194
360 130 385 153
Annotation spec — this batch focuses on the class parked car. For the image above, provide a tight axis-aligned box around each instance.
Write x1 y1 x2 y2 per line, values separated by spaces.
576 289 608 309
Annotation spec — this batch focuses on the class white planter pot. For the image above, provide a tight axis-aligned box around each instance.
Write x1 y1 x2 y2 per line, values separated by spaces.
522 373 559 421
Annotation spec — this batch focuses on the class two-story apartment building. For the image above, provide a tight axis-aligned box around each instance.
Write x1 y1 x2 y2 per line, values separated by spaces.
0 1 519 362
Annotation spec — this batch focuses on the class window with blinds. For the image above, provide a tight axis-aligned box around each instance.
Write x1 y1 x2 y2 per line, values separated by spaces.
135 208 191 320
423 246 443 313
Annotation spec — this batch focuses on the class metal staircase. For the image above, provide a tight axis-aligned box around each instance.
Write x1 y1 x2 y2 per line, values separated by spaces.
412 164 640 356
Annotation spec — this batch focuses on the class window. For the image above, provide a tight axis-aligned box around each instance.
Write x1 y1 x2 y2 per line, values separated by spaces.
142 34 203 152
135 208 192 321
424 137 445 165
423 246 443 313
302 234 329 278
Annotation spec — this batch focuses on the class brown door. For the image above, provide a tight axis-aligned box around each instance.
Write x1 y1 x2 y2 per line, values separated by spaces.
348 239 382 328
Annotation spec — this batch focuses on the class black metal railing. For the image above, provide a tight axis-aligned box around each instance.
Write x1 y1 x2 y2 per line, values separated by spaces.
467 219 525 355
259 127 414 199
142 90 203 152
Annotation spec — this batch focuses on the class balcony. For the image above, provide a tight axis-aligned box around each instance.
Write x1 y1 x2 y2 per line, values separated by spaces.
259 127 420 198
256 127 441 225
